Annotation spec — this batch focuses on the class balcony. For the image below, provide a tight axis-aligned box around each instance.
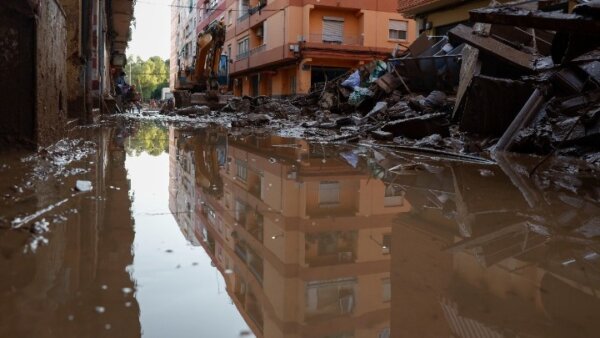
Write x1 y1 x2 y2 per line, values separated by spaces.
236 51 249 60
249 44 266 56
237 12 250 22
307 33 364 47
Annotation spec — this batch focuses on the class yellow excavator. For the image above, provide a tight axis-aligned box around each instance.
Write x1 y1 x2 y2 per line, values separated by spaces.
173 21 230 108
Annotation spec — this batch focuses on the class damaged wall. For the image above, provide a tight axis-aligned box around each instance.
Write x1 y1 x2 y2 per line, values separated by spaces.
0 0 67 148
61 0 87 120
36 0 68 147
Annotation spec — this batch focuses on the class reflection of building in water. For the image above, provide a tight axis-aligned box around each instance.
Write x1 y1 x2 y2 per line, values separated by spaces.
390 162 600 338
169 127 198 244
170 131 411 338
0 126 140 337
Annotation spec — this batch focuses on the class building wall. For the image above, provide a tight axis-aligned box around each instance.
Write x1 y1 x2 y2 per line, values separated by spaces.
36 0 69 146
0 2 36 145
0 0 68 148
61 0 86 119
194 0 415 97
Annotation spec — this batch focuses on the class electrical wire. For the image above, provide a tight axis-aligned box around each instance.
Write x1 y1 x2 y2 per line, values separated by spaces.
137 0 283 12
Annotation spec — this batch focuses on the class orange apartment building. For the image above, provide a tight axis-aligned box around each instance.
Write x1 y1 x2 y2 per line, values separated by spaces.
196 0 416 97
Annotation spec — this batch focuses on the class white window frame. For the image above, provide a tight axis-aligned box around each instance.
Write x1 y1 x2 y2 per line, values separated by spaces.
389 19 408 41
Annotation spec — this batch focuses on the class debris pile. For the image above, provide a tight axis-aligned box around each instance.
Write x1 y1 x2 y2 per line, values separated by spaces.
160 0 600 164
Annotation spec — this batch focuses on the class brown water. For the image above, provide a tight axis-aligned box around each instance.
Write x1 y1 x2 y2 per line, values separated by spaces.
1 119 599 338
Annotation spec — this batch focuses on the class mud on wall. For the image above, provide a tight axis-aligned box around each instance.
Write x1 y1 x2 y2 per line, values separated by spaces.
35 0 68 147
61 0 86 119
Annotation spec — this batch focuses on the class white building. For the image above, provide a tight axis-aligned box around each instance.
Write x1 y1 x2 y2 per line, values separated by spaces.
170 0 198 89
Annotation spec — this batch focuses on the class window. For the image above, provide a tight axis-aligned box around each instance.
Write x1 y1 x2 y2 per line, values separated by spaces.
238 0 249 18
228 9 233 25
236 159 248 181
389 20 408 40
237 37 249 59
319 181 340 206
323 16 344 43
381 278 391 302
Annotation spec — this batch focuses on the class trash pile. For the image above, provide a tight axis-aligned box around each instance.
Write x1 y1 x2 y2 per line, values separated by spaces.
161 0 600 165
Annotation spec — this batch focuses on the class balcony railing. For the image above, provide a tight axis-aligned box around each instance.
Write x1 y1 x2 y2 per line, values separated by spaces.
236 51 249 60
237 11 250 22
249 44 266 56
308 34 364 46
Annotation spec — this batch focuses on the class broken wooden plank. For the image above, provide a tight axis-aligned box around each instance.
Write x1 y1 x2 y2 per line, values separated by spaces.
469 6 600 33
448 24 538 72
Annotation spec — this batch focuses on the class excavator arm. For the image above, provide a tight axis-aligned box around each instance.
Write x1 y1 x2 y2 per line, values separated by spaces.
193 21 226 91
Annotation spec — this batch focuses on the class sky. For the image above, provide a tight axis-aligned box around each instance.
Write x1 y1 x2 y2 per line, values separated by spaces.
127 0 173 60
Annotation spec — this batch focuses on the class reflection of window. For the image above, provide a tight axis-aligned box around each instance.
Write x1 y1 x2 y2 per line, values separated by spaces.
236 159 247 181
382 278 391 302
306 278 356 316
319 181 340 206
384 184 405 207
379 327 390 338
382 234 391 254
389 20 408 40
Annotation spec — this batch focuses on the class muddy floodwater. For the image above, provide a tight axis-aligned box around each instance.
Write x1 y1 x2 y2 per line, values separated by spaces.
1 118 600 338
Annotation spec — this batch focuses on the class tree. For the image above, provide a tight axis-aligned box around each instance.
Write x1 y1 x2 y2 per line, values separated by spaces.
126 55 169 100
126 122 169 156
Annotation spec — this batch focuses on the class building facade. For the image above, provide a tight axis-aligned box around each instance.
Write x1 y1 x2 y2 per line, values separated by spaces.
0 0 135 148
397 0 510 36
170 0 198 90
193 0 416 97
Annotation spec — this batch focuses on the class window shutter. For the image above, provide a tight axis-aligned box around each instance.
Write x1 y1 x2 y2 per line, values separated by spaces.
323 17 344 43
389 20 407 31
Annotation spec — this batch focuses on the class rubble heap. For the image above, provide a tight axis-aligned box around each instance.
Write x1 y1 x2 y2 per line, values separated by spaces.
163 0 600 165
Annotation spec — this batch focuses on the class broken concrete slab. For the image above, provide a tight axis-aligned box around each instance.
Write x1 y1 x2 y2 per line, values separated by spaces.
469 5 600 34
382 113 450 139
448 24 539 73
460 75 535 136
453 45 481 120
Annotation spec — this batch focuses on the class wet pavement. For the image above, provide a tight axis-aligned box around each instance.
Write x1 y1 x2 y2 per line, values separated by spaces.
1 117 600 338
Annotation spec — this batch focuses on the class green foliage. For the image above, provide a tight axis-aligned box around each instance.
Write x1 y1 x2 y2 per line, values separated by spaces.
126 122 169 156
126 55 169 100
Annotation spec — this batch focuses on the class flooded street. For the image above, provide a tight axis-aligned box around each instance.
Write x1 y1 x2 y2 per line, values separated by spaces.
1 117 600 337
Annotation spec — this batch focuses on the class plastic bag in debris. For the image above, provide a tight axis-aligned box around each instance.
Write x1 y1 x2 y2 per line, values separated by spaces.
341 70 360 88
340 151 359 168
368 60 388 83
348 86 374 106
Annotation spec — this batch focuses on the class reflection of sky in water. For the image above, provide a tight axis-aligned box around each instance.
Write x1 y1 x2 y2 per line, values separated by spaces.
126 152 251 338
